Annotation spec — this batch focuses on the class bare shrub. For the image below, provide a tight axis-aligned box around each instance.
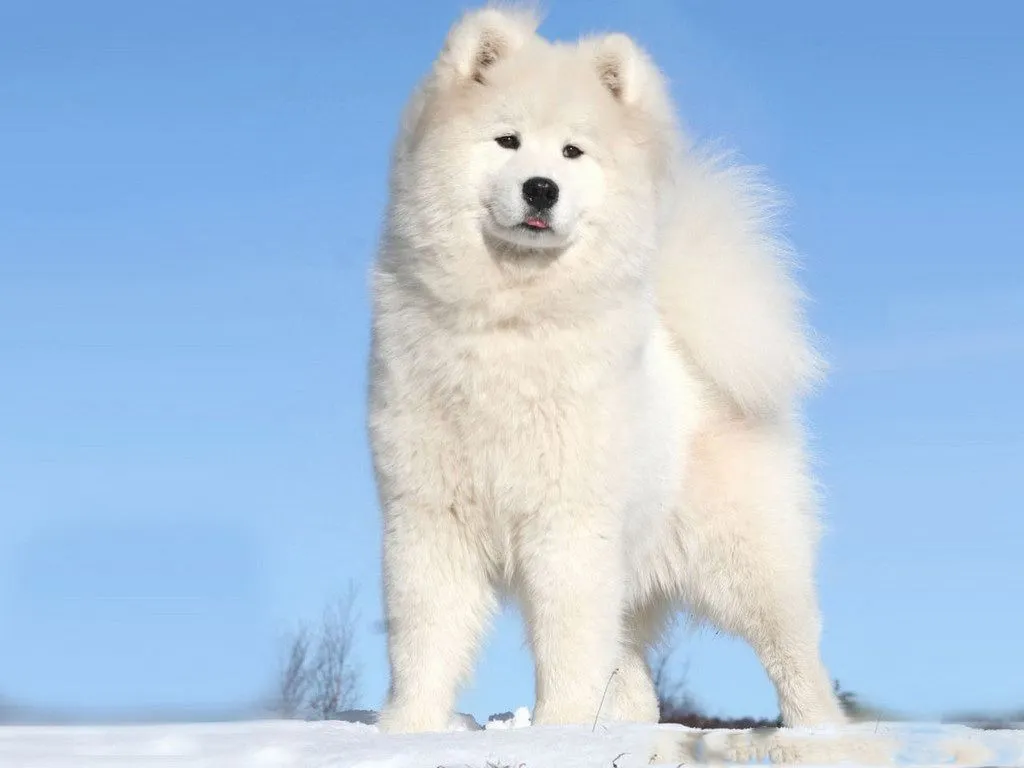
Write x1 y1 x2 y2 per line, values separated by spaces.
276 625 312 718
307 586 361 719
275 584 361 719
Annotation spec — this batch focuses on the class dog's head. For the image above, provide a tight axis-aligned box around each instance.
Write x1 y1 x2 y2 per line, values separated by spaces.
383 7 679 308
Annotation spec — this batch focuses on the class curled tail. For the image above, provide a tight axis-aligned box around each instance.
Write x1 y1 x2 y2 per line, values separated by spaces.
656 149 825 417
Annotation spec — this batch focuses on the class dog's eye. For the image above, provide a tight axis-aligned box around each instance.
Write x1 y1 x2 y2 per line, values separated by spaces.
562 144 584 159
495 134 520 150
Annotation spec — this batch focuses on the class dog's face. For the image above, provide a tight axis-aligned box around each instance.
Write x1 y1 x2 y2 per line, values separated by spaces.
475 99 605 252
460 42 625 252
385 8 678 303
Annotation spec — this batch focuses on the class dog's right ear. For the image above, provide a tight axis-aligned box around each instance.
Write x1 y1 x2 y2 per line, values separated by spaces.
435 6 539 86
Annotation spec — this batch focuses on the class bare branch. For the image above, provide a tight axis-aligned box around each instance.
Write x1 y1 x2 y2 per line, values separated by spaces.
307 583 361 719
276 624 312 719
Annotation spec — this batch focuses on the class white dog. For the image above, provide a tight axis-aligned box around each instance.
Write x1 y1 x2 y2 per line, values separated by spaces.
367 6 846 733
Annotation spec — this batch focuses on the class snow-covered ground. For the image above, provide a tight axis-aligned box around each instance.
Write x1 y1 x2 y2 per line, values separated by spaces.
2 710 1022 767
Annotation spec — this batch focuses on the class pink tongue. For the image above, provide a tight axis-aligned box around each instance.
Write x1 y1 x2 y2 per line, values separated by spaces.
526 217 549 229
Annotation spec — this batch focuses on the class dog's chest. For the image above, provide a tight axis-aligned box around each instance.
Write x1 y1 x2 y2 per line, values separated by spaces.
432 331 612 509
443 332 581 438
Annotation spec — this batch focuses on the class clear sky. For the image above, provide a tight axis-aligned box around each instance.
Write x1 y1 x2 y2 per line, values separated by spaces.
1 0 1022 722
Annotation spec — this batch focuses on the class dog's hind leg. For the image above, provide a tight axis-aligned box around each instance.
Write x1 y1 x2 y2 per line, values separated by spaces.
674 418 846 726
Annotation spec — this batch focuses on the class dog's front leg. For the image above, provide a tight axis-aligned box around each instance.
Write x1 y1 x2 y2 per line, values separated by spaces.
376 493 497 733
517 497 625 727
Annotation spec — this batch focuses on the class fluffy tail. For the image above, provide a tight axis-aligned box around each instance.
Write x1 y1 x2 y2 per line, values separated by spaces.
656 150 825 417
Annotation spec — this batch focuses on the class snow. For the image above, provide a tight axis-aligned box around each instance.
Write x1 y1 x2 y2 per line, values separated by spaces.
1 712 1022 767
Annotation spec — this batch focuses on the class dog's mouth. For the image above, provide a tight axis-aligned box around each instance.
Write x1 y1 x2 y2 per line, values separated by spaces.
484 206 566 251
519 215 551 231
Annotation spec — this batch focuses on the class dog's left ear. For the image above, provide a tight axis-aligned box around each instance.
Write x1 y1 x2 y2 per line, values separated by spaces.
587 33 680 193
436 7 539 86
588 33 670 114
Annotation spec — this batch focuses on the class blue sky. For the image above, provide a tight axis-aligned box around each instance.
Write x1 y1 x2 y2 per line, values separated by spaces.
1 0 1021 721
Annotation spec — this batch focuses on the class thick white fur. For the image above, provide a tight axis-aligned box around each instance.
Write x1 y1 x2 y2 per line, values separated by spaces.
368 6 845 733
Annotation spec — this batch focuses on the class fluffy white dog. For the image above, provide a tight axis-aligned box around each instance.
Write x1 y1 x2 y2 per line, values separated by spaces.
367 6 845 733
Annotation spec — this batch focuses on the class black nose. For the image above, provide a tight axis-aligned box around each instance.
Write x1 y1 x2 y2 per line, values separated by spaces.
522 176 559 210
